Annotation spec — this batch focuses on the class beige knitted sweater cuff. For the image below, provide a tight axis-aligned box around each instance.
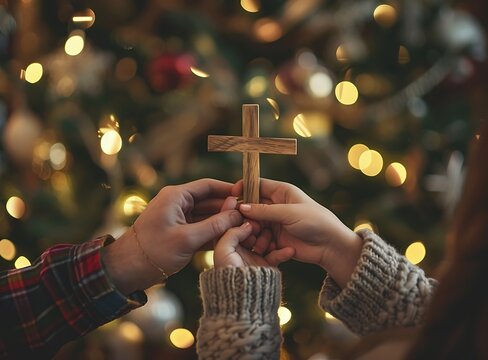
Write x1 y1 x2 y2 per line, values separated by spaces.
318 229 438 335
197 266 282 360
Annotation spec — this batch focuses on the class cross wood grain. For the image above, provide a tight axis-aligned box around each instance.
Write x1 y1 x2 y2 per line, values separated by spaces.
208 104 297 204
207 135 297 154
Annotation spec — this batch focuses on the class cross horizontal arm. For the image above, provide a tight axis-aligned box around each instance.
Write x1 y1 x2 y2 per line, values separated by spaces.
208 135 297 155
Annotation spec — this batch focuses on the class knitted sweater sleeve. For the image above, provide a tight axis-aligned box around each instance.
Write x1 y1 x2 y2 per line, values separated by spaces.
197 266 282 360
319 229 438 335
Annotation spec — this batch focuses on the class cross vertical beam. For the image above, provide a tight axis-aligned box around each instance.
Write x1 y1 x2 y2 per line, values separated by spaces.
242 105 260 203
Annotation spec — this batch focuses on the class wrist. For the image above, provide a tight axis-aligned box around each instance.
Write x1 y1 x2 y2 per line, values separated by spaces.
319 227 363 288
102 228 160 294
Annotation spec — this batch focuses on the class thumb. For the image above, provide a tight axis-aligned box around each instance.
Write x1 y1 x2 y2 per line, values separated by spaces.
186 210 243 249
265 247 295 267
214 222 253 268
239 203 293 223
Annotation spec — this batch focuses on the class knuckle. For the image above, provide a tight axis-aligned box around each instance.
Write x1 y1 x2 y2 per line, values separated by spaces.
211 217 227 235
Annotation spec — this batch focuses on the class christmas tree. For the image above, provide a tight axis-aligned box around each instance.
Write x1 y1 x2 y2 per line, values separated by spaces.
0 0 486 359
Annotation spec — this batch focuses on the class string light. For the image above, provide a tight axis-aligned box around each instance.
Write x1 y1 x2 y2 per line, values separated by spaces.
354 220 374 232
266 98 280 120
100 129 122 155
241 0 260 13
308 72 333 98
24 63 43 83
49 143 67 170
15 256 31 269
293 114 312 138
348 144 369 170
335 45 348 62
6 196 26 219
359 150 383 176
278 306 292 326
0 239 16 261
72 8 95 28
274 74 290 95
64 31 85 56
405 242 426 265
169 328 194 349
373 4 397 28
398 46 410 64
385 162 407 186
190 66 210 78
118 321 144 343
253 18 282 42
246 75 267 97
123 195 147 216
335 81 359 105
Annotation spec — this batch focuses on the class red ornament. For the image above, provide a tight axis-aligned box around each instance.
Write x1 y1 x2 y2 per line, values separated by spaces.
146 52 196 93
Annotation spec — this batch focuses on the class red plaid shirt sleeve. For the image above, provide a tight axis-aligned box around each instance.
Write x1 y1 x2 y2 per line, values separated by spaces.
0 235 147 359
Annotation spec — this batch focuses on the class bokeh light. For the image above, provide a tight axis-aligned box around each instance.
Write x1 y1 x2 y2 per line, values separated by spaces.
190 66 210 78
266 98 280 120
202 251 214 268
25 63 43 84
308 72 333 98
15 256 31 269
100 129 123 155
347 144 369 170
373 4 397 28
6 196 26 219
335 45 348 62
359 150 383 176
246 75 267 97
405 242 426 265
274 74 290 95
278 306 292 326
72 8 95 28
49 143 67 170
0 239 16 261
123 195 147 216
241 0 260 13
335 81 358 105
115 57 137 81
169 328 195 349
293 114 312 138
398 45 410 64
64 31 85 56
385 162 407 186
353 220 374 232
253 18 282 42
118 321 144 343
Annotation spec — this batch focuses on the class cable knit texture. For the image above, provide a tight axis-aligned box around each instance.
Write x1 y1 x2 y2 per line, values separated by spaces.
197 266 281 360
319 229 438 335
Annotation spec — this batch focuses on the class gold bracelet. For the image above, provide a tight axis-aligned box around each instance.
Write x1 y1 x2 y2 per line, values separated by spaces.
132 225 169 285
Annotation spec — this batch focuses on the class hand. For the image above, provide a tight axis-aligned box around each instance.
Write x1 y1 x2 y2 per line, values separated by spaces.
214 222 295 268
232 178 363 288
103 179 243 294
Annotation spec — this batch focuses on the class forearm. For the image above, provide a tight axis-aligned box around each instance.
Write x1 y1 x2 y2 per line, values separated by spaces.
0 236 146 359
319 229 438 335
197 266 282 360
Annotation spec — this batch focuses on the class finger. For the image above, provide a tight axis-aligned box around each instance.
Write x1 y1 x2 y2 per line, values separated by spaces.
193 198 227 214
238 202 294 224
181 178 234 201
252 229 272 255
240 234 257 250
259 178 310 204
216 222 253 251
265 247 295 267
220 196 238 212
186 209 243 248
231 180 243 198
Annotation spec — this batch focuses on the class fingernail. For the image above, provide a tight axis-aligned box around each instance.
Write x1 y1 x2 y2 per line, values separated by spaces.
241 222 251 228
240 204 251 211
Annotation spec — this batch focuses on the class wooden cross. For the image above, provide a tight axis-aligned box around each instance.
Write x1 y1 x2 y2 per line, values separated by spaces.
208 104 297 203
